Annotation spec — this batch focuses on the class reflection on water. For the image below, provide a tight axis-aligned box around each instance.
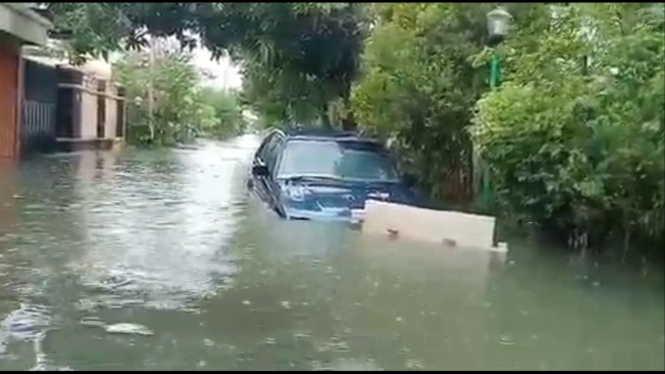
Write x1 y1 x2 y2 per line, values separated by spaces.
69 142 245 312
0 135 662 370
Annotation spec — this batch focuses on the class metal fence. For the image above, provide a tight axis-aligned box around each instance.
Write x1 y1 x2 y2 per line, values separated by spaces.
21 100 56 153
20 59 58 154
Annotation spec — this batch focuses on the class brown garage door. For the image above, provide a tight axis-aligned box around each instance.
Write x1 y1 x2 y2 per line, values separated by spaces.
0 41 19 160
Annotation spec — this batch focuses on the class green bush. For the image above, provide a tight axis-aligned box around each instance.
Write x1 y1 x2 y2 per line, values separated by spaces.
351 3 497 203
471 3 664 250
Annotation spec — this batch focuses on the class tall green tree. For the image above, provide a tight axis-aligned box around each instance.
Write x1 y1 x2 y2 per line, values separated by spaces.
45 3 368 127
115 47 216 146
200 87 247 138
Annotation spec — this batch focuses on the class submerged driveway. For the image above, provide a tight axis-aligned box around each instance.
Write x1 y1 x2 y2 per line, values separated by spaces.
0 136 662 370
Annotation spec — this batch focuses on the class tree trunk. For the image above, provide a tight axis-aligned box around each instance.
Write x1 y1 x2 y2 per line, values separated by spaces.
341 113 357 131
321 102 332 128
341 94 357 131
621 212 632 263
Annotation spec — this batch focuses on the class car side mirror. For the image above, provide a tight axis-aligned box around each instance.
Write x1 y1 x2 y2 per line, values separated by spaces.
252 165 270 177
402 173 418 188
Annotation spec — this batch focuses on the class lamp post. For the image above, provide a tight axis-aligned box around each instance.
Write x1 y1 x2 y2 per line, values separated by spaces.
479 6 513 212
487 7 512 88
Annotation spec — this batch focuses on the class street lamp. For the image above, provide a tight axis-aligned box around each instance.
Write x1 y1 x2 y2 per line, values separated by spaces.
479 6 513 212
486 7 513 45
486 7 513 88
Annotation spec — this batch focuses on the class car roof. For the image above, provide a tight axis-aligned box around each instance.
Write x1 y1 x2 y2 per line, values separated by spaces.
272 127 383 144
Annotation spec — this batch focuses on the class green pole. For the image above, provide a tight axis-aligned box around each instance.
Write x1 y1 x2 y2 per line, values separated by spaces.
481 50 501 211
489 50 501 89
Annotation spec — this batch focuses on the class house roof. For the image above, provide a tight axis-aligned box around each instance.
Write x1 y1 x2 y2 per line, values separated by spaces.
0 3 53 46
2 3 52 28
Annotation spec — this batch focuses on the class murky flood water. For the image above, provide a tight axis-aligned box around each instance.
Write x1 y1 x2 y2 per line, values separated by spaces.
0 136 662 371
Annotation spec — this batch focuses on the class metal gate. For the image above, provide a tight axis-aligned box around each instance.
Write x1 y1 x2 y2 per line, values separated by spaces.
20 58 57 155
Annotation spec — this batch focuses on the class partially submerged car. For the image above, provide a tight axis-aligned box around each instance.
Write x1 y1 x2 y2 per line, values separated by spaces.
247 128 428 221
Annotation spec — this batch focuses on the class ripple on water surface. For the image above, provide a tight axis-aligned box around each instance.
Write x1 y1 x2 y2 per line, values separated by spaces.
0 136 663 371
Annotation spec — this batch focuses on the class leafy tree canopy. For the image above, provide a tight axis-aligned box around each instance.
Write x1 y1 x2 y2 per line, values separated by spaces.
44 3 369 124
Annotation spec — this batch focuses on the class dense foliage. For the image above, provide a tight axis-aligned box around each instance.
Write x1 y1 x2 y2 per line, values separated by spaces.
44 3 367 126
471 3 664 250
351 3 507 203
351 3 664 252
115 44 245 146
48 2 664 254
200 87 248 139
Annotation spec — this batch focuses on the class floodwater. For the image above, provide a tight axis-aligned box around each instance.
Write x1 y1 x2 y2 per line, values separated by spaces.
0 136 662 371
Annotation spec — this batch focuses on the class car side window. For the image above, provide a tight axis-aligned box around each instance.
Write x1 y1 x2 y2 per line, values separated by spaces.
256 134 275 164
263 136 284 174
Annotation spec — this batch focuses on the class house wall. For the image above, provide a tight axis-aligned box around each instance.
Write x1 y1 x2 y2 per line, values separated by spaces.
115 86 126 138
0 4 52 159
80 88 98 139
76 76 124 141
55 66 83 138
105 85 118 139
0 35 19 160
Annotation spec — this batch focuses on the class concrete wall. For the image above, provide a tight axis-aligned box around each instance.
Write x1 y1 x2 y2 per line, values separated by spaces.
105 85 119 139
73 74 122 140
79 89 98 139
0 35 19 160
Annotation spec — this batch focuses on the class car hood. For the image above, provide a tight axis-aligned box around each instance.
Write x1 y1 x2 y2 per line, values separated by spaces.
278 179 421 221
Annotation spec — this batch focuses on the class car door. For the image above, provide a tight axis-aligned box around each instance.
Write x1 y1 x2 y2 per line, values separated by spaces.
262 136 287 215
252 133 286 213
251 133 276 204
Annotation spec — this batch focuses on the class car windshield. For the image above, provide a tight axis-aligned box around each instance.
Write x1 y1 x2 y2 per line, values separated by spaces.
277 140 400 182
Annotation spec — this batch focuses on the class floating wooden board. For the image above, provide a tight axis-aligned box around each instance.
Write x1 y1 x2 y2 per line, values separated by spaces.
361 200 505 252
